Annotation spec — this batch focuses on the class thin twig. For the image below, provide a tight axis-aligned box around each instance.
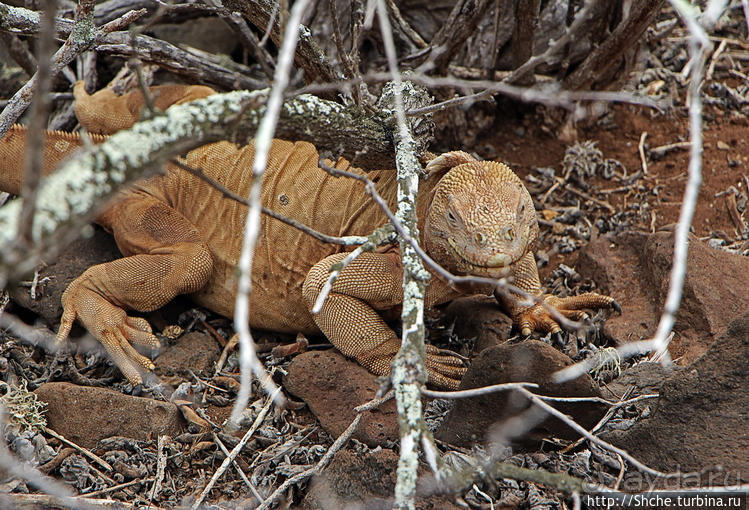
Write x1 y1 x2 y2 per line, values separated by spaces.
257 414 362 510
645 0 716 364
192 387 279 509
406 89 496 117
518 387 672 478
16 0 63 245
213 432 264 503
83 477 154 497
229 0 311 427
638 131 649 175
43 426 113 472
422 382 539 399
169 158 368 246
148 434 167 503
375 1 431 508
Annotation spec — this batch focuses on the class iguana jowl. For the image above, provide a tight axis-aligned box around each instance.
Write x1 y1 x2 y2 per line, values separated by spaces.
0 84 618 389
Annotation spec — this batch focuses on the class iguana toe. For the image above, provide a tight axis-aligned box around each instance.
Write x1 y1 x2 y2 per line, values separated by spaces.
514 292 619 338
58 277 160 386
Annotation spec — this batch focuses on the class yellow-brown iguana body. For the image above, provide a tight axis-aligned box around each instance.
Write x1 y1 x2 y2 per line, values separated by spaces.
0 84 618 389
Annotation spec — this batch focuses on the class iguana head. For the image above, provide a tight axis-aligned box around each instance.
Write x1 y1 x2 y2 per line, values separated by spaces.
424 159 538 279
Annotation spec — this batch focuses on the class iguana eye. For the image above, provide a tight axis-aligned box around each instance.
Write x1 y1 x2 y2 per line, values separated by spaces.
518 201 526 217
447 210 458 226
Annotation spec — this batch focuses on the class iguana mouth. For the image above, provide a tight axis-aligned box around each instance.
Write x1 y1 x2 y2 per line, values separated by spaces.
448 238 512 269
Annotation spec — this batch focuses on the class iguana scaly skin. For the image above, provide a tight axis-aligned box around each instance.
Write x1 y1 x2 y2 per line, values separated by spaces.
0 83 618 389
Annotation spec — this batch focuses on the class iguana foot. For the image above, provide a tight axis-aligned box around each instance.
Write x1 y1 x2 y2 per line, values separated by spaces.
356 339 467 390
58 277 161 386
513 293 621 337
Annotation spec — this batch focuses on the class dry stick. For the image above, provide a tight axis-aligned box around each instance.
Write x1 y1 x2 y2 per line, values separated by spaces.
0 493 159 509
646 2 712 350
423 382 539 400
229 0 312 428
384 0 427 49
638 131 649 175
505 0 595 84
554 0 716 385
17 0 61 246
207 1 275 80
0 6 147 138
169 158 368 246
706 38 728 80
406 89 496 117
83 477 154 497
192 387 280 510
258 391 393 509
43 426 113 472
289 70 663 112
257 414 362 510
213 432 264 503
327 0 358 104
148 435 167 503
517 387 671 478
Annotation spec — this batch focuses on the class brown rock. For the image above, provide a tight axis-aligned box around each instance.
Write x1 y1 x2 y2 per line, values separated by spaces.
10 227 121 327
605 311 749 485
601 362 677 401
301 449 462 510
577 231 657 344
436 340 606 447
578 231 749 363
284 350 398 448
35 382 184 449
302 449 398 510
642 231 749 362
442 295 513 352
155 331 220 379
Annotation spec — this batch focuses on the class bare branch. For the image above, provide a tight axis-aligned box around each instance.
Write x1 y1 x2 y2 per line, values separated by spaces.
228 0 314 427
0 5 147 137
17 0 67 245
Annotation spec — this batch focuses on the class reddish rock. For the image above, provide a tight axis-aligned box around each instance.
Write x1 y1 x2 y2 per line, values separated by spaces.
301 449 462 510
35 382 184 449
436 340 606 447
284 350 398 448
442 295 513 352
155 331 220 379
578 230 749 363
605 311 749 485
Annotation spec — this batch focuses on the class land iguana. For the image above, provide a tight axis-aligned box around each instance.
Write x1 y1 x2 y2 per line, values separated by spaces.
0 83 619 389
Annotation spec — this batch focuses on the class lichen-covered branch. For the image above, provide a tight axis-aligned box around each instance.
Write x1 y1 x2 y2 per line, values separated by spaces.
375 1 434 507
0 90 265 285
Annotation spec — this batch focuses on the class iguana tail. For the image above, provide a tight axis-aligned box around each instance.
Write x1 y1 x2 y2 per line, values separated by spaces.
0 125 105 195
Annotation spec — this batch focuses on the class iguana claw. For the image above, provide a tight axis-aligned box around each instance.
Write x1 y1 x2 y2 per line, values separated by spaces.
58 272 161 386
514 292 620 338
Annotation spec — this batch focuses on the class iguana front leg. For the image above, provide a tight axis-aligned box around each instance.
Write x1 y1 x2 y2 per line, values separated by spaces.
496 251 619 338
58 195 213 385
303 252 466 389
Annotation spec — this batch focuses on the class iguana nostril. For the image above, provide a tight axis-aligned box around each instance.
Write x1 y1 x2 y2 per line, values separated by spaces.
475 232 486 245
506 228 515 241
